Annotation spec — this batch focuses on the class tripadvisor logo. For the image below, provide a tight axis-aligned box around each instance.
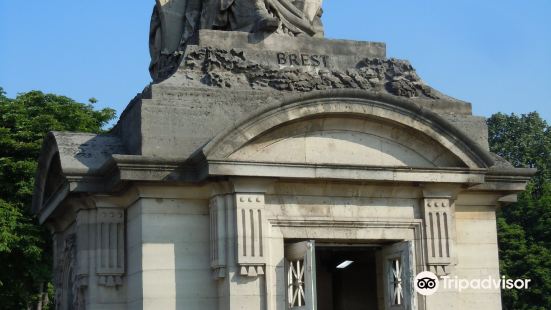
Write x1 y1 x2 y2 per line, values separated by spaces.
414 271 439 296
413 271 531 295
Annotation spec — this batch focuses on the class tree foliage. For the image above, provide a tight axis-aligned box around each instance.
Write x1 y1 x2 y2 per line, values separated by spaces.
488 112 551 310
0 87 115 309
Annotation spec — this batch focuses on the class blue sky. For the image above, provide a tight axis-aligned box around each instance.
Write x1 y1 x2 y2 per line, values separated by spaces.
1 1 550 122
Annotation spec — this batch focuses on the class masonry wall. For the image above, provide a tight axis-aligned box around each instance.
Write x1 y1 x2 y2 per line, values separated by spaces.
425 192 502 310
119 183 504 310
126 197 217 310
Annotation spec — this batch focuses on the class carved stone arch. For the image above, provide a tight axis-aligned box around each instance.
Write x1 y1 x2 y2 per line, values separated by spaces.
202 90 495 169
44 153 64 204
33 132 64 215
32 132 125 219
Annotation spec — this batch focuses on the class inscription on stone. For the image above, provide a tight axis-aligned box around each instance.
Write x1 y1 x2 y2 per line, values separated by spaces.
276 52 329 67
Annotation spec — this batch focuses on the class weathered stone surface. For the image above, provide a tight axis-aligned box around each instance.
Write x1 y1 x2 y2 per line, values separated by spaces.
31 132 126 214
177 47 438 98
112 88 483 161
155 29 387 82
133 30 494 161
197 30 385 59
150 0 325 80
442 113 490 151
112 89 274 157
42 132 126 175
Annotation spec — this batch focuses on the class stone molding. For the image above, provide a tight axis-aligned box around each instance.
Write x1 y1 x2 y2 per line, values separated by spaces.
206 160 487 184
270 218 426 264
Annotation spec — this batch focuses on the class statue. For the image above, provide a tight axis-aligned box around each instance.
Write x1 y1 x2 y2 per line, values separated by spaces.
149 0 324 80
213 0 323 35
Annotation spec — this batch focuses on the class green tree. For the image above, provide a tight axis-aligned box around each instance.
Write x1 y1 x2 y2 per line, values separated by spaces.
488 112 551 310
0 87 115 309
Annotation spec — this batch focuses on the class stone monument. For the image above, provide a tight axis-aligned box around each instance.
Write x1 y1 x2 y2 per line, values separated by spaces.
33 1 535 309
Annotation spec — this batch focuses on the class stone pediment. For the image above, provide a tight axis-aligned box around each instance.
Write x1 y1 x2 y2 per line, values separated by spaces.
32 132 126 214
225 116 464 168
202 90 494 171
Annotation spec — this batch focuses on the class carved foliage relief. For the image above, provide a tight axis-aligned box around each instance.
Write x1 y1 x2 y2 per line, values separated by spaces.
183 48 439 99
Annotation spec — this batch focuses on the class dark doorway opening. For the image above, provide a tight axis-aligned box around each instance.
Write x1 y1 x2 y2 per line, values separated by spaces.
316 246 379 310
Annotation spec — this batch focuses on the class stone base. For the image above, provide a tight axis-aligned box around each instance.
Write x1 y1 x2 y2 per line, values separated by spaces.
112 30 488 159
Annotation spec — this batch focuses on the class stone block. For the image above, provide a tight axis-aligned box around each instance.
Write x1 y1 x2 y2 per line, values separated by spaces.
197 30 386 59
142 269 176 299
142 298 176 310
455 219 498 244
126 273 143 305
141 214 210 243
455 243 500 269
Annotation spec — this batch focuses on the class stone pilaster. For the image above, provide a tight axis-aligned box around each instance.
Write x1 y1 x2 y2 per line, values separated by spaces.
209 192 268 278
234 193 267 277
209 179 273 310
74 209 92 309
95 208 125 287
421 194 457 276
209 194 229 279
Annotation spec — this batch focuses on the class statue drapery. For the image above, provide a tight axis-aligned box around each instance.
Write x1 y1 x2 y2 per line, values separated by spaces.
149 0 324 80
193 0 322 38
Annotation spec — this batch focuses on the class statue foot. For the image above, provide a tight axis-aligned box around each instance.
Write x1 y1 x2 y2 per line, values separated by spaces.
253 17 279 33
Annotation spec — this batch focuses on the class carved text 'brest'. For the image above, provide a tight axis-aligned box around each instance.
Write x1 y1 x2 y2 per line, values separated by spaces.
276 52 329 67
